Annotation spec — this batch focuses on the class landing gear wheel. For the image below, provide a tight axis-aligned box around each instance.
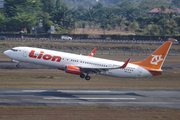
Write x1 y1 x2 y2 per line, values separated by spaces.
16 64 20 68
80 73 85 78
85 76 91 81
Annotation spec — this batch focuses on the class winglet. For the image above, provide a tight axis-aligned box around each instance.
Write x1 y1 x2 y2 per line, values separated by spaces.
88 47 97 57
119 58 131 68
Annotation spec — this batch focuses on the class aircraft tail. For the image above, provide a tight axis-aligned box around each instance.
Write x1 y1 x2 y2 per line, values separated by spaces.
131 39 176 74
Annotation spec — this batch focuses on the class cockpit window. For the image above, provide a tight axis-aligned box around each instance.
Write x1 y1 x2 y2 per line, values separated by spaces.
11 49 18 52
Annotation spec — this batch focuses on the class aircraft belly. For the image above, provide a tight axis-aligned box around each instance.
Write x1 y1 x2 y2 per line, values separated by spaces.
103 69 135 78
101 67 152 78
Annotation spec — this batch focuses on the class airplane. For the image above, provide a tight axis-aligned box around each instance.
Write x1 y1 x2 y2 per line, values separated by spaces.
3 39 177 81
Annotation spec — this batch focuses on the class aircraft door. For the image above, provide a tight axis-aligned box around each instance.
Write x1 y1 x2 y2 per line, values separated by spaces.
23 49 27 57
22 49 28 62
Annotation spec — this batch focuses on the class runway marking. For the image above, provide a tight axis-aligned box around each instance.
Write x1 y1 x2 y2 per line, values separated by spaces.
43 97 136 100
3 91 24 93
22 90 47 92
57 90 111 93
38 101 180 105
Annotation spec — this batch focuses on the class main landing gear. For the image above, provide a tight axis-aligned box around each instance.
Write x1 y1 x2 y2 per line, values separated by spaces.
80 73 91 81
85 75 91 81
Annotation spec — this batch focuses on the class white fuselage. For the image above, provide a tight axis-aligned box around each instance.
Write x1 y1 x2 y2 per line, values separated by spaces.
4 47 153 78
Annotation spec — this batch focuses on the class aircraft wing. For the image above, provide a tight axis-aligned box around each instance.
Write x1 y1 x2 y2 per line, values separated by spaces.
75 58 131 74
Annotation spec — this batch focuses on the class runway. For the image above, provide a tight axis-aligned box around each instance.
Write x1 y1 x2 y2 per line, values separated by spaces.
0 89 179 109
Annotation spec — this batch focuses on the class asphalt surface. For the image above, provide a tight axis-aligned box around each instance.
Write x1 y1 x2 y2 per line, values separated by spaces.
0 89 179 109
0 61 54 69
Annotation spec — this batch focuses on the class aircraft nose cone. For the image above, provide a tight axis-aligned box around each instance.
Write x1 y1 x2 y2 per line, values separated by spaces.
3 51 7 55
3 50 11 57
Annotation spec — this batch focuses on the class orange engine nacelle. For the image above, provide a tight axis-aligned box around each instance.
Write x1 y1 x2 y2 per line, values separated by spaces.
65 65 81 75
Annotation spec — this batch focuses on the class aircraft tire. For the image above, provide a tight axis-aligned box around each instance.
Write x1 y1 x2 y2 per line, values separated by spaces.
80 73 85 78
85 76 91 81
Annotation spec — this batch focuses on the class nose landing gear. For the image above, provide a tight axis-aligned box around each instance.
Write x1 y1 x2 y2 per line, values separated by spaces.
16 63 20 68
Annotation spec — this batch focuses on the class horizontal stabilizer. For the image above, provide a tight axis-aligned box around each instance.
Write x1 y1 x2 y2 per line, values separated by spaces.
150 69 163 76
150 69 163 73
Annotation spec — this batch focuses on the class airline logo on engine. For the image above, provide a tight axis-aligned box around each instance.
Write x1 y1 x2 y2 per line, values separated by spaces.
29 50 61 62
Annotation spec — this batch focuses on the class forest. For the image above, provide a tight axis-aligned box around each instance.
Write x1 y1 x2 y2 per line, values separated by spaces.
0 0 180 35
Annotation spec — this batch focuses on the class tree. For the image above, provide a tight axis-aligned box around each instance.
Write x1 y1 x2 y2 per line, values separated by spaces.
115 15 126 30
174 17 180 27
6 13 37 32
145 24 161 35
0 13 6 31
138 0 170 11
99 8 116 34
55 0 62 9
129 22 139 32
75 5 86 21
63 0 93 7
92 2 103 9
40 0 55 14
4 0 42 33
164 19 177 35
4 0 42 17
83 7 97 28
4 0 26 17
117 1 141 22
164 24 176 35
100 7 115 22
172 0 180 8
42 12 51 32
51 1 76 30
136 17 151 29
2 0 180 35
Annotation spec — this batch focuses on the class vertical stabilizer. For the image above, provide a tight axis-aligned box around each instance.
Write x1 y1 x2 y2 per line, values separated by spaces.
131 40 175 71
